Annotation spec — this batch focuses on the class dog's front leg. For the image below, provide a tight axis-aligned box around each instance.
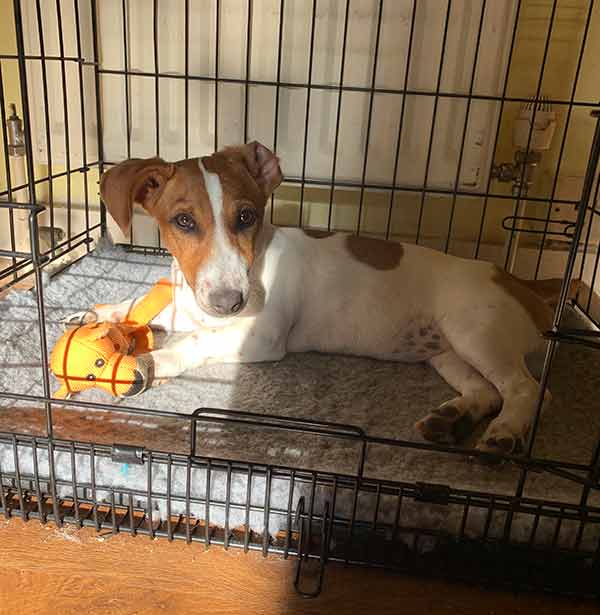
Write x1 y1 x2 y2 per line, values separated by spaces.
62 297 149 326
133 318 287 391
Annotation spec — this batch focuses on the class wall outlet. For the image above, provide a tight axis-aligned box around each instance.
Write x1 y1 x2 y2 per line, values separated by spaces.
459 128 486 189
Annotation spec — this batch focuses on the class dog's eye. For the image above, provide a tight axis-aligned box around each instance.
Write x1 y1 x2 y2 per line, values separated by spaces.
173 213 196 232
237 208 257 230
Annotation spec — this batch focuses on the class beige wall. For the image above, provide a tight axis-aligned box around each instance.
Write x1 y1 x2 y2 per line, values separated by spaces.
1 0 599 257
500 0 600 218
273 0 600 251
0 0 100 255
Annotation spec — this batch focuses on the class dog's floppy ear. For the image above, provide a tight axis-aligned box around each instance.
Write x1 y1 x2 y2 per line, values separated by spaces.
100 158 176 234
227 141 283 197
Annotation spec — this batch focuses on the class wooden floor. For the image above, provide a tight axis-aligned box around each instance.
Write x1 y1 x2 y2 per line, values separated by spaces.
0 518 597 615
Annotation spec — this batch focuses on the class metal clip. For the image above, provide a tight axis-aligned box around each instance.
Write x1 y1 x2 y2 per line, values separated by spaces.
293 496 330 598
111 443 144 465
415 482 451 505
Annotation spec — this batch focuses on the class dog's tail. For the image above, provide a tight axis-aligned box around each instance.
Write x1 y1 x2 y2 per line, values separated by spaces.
519 277 581 307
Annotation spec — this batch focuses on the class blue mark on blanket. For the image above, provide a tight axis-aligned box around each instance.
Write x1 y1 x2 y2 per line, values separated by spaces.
120 463 129 477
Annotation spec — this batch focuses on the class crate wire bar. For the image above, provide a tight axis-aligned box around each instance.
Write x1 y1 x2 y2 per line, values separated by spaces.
0 0 600 599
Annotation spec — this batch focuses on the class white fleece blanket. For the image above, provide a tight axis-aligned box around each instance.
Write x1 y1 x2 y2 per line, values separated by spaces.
0 243 598 546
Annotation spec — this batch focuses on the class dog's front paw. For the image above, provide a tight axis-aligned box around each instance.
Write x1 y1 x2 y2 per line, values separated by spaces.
61 310 98 329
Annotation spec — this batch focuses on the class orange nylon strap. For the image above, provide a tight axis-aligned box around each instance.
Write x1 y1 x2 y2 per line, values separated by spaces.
124 278 173 325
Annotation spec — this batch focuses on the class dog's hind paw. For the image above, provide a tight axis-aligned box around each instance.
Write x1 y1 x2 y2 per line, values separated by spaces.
476 421 526 463
415 404 475 445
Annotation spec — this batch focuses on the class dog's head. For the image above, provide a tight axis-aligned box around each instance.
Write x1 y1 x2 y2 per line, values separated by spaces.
100 142 282 317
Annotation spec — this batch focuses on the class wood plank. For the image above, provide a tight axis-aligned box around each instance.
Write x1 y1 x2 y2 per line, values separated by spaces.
0 517 597 615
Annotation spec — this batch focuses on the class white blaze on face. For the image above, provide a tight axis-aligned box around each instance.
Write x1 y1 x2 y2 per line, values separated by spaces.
196 160 249 308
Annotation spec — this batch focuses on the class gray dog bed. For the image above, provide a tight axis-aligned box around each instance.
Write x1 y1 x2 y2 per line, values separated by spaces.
0 243 599 548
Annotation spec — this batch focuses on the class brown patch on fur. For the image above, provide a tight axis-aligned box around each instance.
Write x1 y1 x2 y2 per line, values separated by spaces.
492 267 553 332
100 158 176 234
519 277 580 308
220 142 283 197
99 157 216 291
101 143 281 294
141 149 268 291
303 229 335 239
202 150 266 272
146 159 215 291
345 236 403 270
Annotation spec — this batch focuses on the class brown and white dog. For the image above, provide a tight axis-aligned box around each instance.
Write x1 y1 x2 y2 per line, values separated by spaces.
66 141 560 457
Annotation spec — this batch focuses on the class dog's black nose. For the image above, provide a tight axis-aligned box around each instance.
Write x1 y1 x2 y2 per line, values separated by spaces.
209 289 244 315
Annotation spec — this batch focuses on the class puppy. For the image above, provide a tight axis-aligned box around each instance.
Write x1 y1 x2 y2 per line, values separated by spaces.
67 141 559 456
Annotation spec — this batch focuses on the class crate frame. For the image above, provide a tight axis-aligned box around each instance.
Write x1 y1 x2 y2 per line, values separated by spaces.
1 0 600 599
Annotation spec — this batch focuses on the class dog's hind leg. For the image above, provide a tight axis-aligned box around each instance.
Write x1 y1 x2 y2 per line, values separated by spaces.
416 350 502 444
437 317 548 456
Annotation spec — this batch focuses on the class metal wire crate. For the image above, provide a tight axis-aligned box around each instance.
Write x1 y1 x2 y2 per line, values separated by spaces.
1 0 600 598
